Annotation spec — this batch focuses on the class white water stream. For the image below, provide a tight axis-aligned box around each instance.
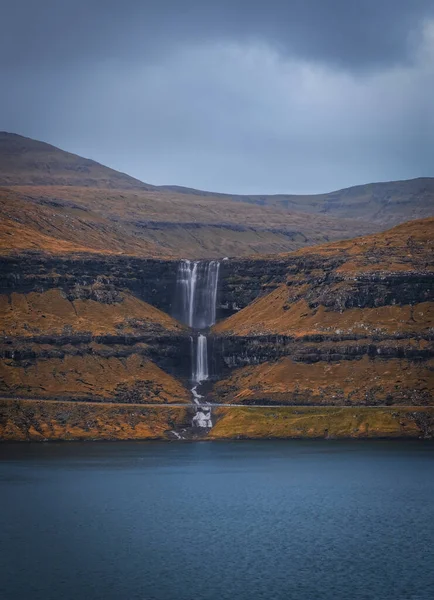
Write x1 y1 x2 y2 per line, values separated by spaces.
174 260 220 428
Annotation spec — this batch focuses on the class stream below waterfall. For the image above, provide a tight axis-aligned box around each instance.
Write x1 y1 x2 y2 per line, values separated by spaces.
173 260 220 428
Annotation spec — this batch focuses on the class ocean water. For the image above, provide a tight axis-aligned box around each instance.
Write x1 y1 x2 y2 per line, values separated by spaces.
1 440 433 600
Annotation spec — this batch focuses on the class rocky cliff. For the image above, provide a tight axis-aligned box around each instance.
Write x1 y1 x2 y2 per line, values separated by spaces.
0 217 433 440
0 283 192 405
210 218 434 409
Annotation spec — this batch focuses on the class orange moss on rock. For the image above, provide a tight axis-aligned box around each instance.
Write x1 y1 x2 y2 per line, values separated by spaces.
0 354 190 404
214 218 434 337
0 289 185 337
214 286 434 337
0 398 189 441
213 356 434 406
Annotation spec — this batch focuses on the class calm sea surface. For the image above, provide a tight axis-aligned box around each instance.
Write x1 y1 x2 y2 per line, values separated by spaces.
1 440 434 600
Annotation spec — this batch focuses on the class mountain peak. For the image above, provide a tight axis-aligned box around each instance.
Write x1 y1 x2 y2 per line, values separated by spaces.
0 132 154 190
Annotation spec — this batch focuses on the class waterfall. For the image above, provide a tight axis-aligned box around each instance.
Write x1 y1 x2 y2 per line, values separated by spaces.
173 260 220 330
173 260 220 428
193 333 208 383
175 260 198 327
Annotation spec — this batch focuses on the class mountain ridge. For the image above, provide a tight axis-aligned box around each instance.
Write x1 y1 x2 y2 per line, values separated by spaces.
0 132 155 190
1 132 433 258
2 131 433 226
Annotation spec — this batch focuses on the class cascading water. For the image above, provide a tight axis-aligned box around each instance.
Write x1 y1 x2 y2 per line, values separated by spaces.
173 260 220 329
193 334 208 383
173 260 220 428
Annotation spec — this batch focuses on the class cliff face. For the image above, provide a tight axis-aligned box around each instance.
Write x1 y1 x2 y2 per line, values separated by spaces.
1 217 433 440
210 218 434 409
0 285 192 404
0 254 179 314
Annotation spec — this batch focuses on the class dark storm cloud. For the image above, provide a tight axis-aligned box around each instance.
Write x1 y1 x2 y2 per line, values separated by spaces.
1 1 433 193
2 0 433 70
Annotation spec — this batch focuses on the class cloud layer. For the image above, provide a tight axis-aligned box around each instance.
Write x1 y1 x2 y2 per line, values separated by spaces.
1 0 433 193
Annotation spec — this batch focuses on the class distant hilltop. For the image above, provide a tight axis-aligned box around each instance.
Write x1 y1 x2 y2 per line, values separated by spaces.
1 131 433 258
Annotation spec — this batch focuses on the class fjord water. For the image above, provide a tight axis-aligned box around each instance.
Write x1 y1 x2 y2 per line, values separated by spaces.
1 441 434 600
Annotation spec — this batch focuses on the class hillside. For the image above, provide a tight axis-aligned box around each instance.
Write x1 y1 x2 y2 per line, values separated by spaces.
166 177 434 228
0 184 380 258
0 187 172 257
211 218 434 408
0 217 433 440
0 132 154 189
1 132 433 258
0 286 190 404
1 133 433 441
214 218 434 337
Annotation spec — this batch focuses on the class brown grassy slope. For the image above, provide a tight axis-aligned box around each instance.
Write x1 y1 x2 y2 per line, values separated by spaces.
0 132 386 258
169 177 434 228
290 215 434 268
0 132 154 189
3 133 433 229
0 354 190 404
213 356 434 406
0 290 189 405
1 132 432 257
0 214 96 254
0 398 189 441
0 188 171 257
209 406 434 439
0 289 185 337
0 185 379 258
214 287 434 337
214 218 434 336
1 400 433 441
14 185 374 234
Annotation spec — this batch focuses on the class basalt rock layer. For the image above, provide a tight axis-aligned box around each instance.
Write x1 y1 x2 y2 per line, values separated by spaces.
210 218 434 408
1 217 433 439
0 287 192 404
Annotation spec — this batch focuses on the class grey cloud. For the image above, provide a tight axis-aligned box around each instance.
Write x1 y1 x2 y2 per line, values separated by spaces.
2 0 434 70
3 34 432 194
0 1 433 194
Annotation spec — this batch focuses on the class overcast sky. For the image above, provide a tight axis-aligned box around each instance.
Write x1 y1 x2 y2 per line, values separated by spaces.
1 0 433 193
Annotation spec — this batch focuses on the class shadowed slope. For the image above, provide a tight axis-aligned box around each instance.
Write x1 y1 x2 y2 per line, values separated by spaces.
0 132 154 189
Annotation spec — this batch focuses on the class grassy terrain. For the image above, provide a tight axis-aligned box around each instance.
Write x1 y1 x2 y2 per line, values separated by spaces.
0 289 185 337
0 132 153 189
210 406 434 439
214 217 434 336
169 177 434 228
0 185 377 258
2 132 433 259
1 400 433 441
0 354 191 404
0 398 189 441
213 356 434 406
1 134 433 441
